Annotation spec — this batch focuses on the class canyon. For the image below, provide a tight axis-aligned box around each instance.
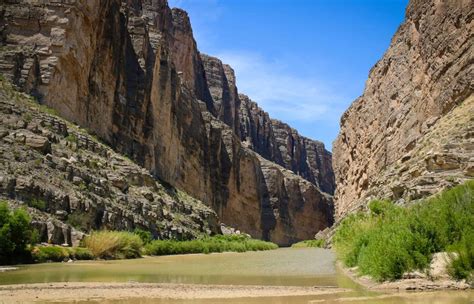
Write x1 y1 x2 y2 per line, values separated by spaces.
0 0 334 245
0 0 472 246
0 1 473 302
333 0 473 220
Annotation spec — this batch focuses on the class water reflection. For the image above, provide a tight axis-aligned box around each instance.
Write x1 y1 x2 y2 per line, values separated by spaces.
1 248 472 304
0 248 344 287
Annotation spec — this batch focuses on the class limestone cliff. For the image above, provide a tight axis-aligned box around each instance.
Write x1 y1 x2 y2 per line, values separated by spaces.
201 55 335 195
0 0 334 245
0 79 219 246
333 0 473 219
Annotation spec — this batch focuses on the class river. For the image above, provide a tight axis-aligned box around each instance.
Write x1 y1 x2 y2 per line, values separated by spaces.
0 248 471 303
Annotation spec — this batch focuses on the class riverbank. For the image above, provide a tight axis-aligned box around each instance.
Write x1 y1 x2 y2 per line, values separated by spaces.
0 249 472 303
338 261 471 291
0 282 348 302
332 182 473 283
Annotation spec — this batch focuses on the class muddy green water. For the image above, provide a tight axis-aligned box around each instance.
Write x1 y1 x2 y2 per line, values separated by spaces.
0 248 472 303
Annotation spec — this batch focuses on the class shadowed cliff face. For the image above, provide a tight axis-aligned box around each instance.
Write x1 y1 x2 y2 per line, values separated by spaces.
0 0 334 245
201 55 335 195
0 79 220 246
333 0 473 220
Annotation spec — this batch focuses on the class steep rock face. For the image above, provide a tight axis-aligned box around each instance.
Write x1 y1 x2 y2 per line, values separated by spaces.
0 0 334 245
238 94 335 194
238 94 283 164
333 0 473 219
201 56 335 195
169 8 215 113
0 80 219 245
271 119 335 195
201 54 240 136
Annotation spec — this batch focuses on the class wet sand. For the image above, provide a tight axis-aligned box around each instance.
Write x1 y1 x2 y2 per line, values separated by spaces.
0 282 349 303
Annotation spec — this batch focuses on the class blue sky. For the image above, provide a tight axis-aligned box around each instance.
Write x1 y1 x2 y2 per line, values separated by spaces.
168 0 408 150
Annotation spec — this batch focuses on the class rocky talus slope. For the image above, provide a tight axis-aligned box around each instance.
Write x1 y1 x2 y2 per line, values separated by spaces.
0 79 219 245
333 0 473 219
0 0 334 244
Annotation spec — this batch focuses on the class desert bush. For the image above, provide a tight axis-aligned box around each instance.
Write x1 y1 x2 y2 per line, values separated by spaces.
291 239 325 248
32 246 69 263
68 247 94 260
448 231 474 281
144 234 278 256
66 212 90 231
83 231 143 259
333 181 474 281
27 198 46 211
133 228 153 245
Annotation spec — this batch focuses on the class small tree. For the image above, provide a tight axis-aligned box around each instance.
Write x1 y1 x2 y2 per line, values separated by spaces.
0 202 35 264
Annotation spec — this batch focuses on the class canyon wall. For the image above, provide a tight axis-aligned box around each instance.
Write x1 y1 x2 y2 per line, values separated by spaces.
333 0 473 219
0 0 334 245
201 55 335 195
0 80 219 245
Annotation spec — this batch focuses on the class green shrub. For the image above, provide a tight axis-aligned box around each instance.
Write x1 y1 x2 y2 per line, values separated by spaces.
27 198 46 211
368 199 394 216
133 228 153 245
66 212 90 231
144 234 278 256
32 246 69 263
23 113 32 123
83 231 143 259
65 134 78 143
333 181 474 282
291 239 325 248
68 247 94 260
448 231 474 281
0 202 35 264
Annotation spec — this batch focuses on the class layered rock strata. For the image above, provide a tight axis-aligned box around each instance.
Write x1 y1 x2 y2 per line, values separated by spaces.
0 80 219 245
333 0 473 219
0 0 334 244
201 55 335 194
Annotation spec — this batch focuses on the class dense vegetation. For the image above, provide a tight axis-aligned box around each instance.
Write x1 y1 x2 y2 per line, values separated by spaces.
32 246 94 263
0 201 278 264
0 202 36 264
333 181 474 282
144 234 278 255
82 231 144 259
291 239 325 248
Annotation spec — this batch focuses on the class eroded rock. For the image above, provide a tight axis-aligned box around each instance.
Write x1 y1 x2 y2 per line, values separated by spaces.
0 0 335 245
333 0 473 219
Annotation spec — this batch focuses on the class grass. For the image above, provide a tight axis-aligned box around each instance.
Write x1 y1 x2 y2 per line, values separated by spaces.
82 231 143 259
448 232 474 281
32 246 68 263
291 239 325 248
65 133 78 143
27 198 46 211
31 232 276 263
144 234 278 256
333 181 474 282
68 247 94 260
31 246 94 263
66 212 90 231
37 104 59 117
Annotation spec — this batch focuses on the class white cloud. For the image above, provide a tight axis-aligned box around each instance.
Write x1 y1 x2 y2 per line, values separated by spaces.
215 51 347 122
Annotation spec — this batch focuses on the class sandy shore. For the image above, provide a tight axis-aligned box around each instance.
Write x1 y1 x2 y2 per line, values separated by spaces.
0 282 349 303
337 262 471 291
